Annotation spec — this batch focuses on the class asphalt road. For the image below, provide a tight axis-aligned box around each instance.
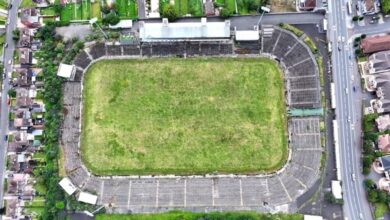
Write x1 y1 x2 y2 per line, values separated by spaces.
328 0 372 219
0 0 20 209
137 12 325 30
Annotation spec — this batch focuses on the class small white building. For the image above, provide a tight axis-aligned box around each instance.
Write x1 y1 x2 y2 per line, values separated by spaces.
304 215 323 220
59 177 77 196
109 20 133 29
57 63 76 80
331 180 342 199
235 30 260 41
78 192 98 205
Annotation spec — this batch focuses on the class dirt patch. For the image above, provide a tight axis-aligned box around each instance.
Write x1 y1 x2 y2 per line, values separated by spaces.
270 0 296 12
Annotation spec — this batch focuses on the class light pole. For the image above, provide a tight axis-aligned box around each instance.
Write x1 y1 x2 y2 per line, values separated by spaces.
257 6 271 27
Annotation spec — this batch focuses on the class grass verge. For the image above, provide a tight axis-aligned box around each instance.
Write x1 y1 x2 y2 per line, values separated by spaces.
279 23 304 37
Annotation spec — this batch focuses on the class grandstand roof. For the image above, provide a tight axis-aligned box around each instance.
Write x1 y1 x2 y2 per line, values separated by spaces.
59 177 77 195
78 192 98 205
139 18 231 41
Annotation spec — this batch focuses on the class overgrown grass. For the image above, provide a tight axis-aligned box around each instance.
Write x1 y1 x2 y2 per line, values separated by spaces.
375 203 389 219
91 2 101 19
96 211 303 220
304 36 318 54
316 56 324 87
279 23 304 37
40 7 56 16
81 58 288 175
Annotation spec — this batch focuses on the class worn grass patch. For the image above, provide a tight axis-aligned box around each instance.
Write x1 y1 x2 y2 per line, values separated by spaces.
81 58 287 175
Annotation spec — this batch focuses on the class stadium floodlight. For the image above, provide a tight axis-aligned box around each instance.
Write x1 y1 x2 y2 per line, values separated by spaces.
257 6 271 26
261 6 271 13
89 17 108 39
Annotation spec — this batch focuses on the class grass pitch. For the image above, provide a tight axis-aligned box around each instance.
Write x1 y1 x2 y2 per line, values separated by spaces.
81 58 287 175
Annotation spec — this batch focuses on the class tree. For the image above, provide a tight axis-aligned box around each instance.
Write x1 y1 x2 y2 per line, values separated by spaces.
361 34 367 39
364 179 375 189
220 8 231 18
368 189 378 203
359 16 364 21
12 29 20 41
7 88 16 98
55 201 65 210
52 4 62 14
377 190 387 203
352 15 359 21
102 12 120 25
161 4 178 22
382 0 390 14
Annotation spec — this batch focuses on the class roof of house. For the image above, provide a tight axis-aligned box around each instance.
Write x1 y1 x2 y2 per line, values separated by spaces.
78 192 98 205
21 8 40 28
368 50 390 73
380 155 390 171
365 0 375 12
376 114 390 132
139 18 231 41
18 28 32 48
19 48 32 65
378 134 390 152
361 35 390 54
204 0 215 16
57 63 76 79
235 30 260 41
59 177 77 195
299 0 316 9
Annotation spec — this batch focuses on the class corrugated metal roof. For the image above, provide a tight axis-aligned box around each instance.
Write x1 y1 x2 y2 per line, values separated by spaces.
140 18 230 41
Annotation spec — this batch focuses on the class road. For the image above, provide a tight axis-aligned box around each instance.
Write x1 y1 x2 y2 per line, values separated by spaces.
0 0 20 210
328 0 372 219
137 12 325 30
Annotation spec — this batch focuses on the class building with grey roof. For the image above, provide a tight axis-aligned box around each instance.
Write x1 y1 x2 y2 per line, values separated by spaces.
139 18 231 42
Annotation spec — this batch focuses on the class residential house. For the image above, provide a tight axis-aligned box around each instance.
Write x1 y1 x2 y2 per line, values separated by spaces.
20 8 40 28
15 69 33 87
19 48 33 66
361 0 380 15
299 0 316 11
380 155 390 178
376 115 390 132
361 35 390 54
378 134 390 153
365 50 390 74
204 0 215 16
18 28 32 48
14 108 33 130
8 131 30 153
16 88 33 109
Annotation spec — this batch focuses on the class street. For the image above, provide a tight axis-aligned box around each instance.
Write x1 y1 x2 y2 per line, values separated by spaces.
0 0 20 210
328 0 372 219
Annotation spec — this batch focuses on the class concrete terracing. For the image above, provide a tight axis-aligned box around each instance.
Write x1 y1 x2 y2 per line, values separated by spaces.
60 26 323 213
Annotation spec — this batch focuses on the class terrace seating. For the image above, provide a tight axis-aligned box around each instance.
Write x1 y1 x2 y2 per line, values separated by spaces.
88 43 106 59
106 45 122 56
122 45 141 56
73 51 92 70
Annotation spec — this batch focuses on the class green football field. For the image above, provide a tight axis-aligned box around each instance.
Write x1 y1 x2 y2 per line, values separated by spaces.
81 58 287 175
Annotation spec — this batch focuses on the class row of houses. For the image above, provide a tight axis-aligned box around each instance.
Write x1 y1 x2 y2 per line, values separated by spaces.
3 7 44 220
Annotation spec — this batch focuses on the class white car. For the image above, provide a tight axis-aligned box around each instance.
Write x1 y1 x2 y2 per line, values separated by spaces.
351 173 356 181
8 59 12 65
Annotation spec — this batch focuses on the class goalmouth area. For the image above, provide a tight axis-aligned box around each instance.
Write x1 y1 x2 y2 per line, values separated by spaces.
81 58 288 175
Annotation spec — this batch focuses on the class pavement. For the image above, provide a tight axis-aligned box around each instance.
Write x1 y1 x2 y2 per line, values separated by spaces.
0 0 21 211
328 0 373 219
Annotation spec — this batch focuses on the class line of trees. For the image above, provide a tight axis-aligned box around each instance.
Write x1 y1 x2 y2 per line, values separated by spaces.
34 21 84 219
